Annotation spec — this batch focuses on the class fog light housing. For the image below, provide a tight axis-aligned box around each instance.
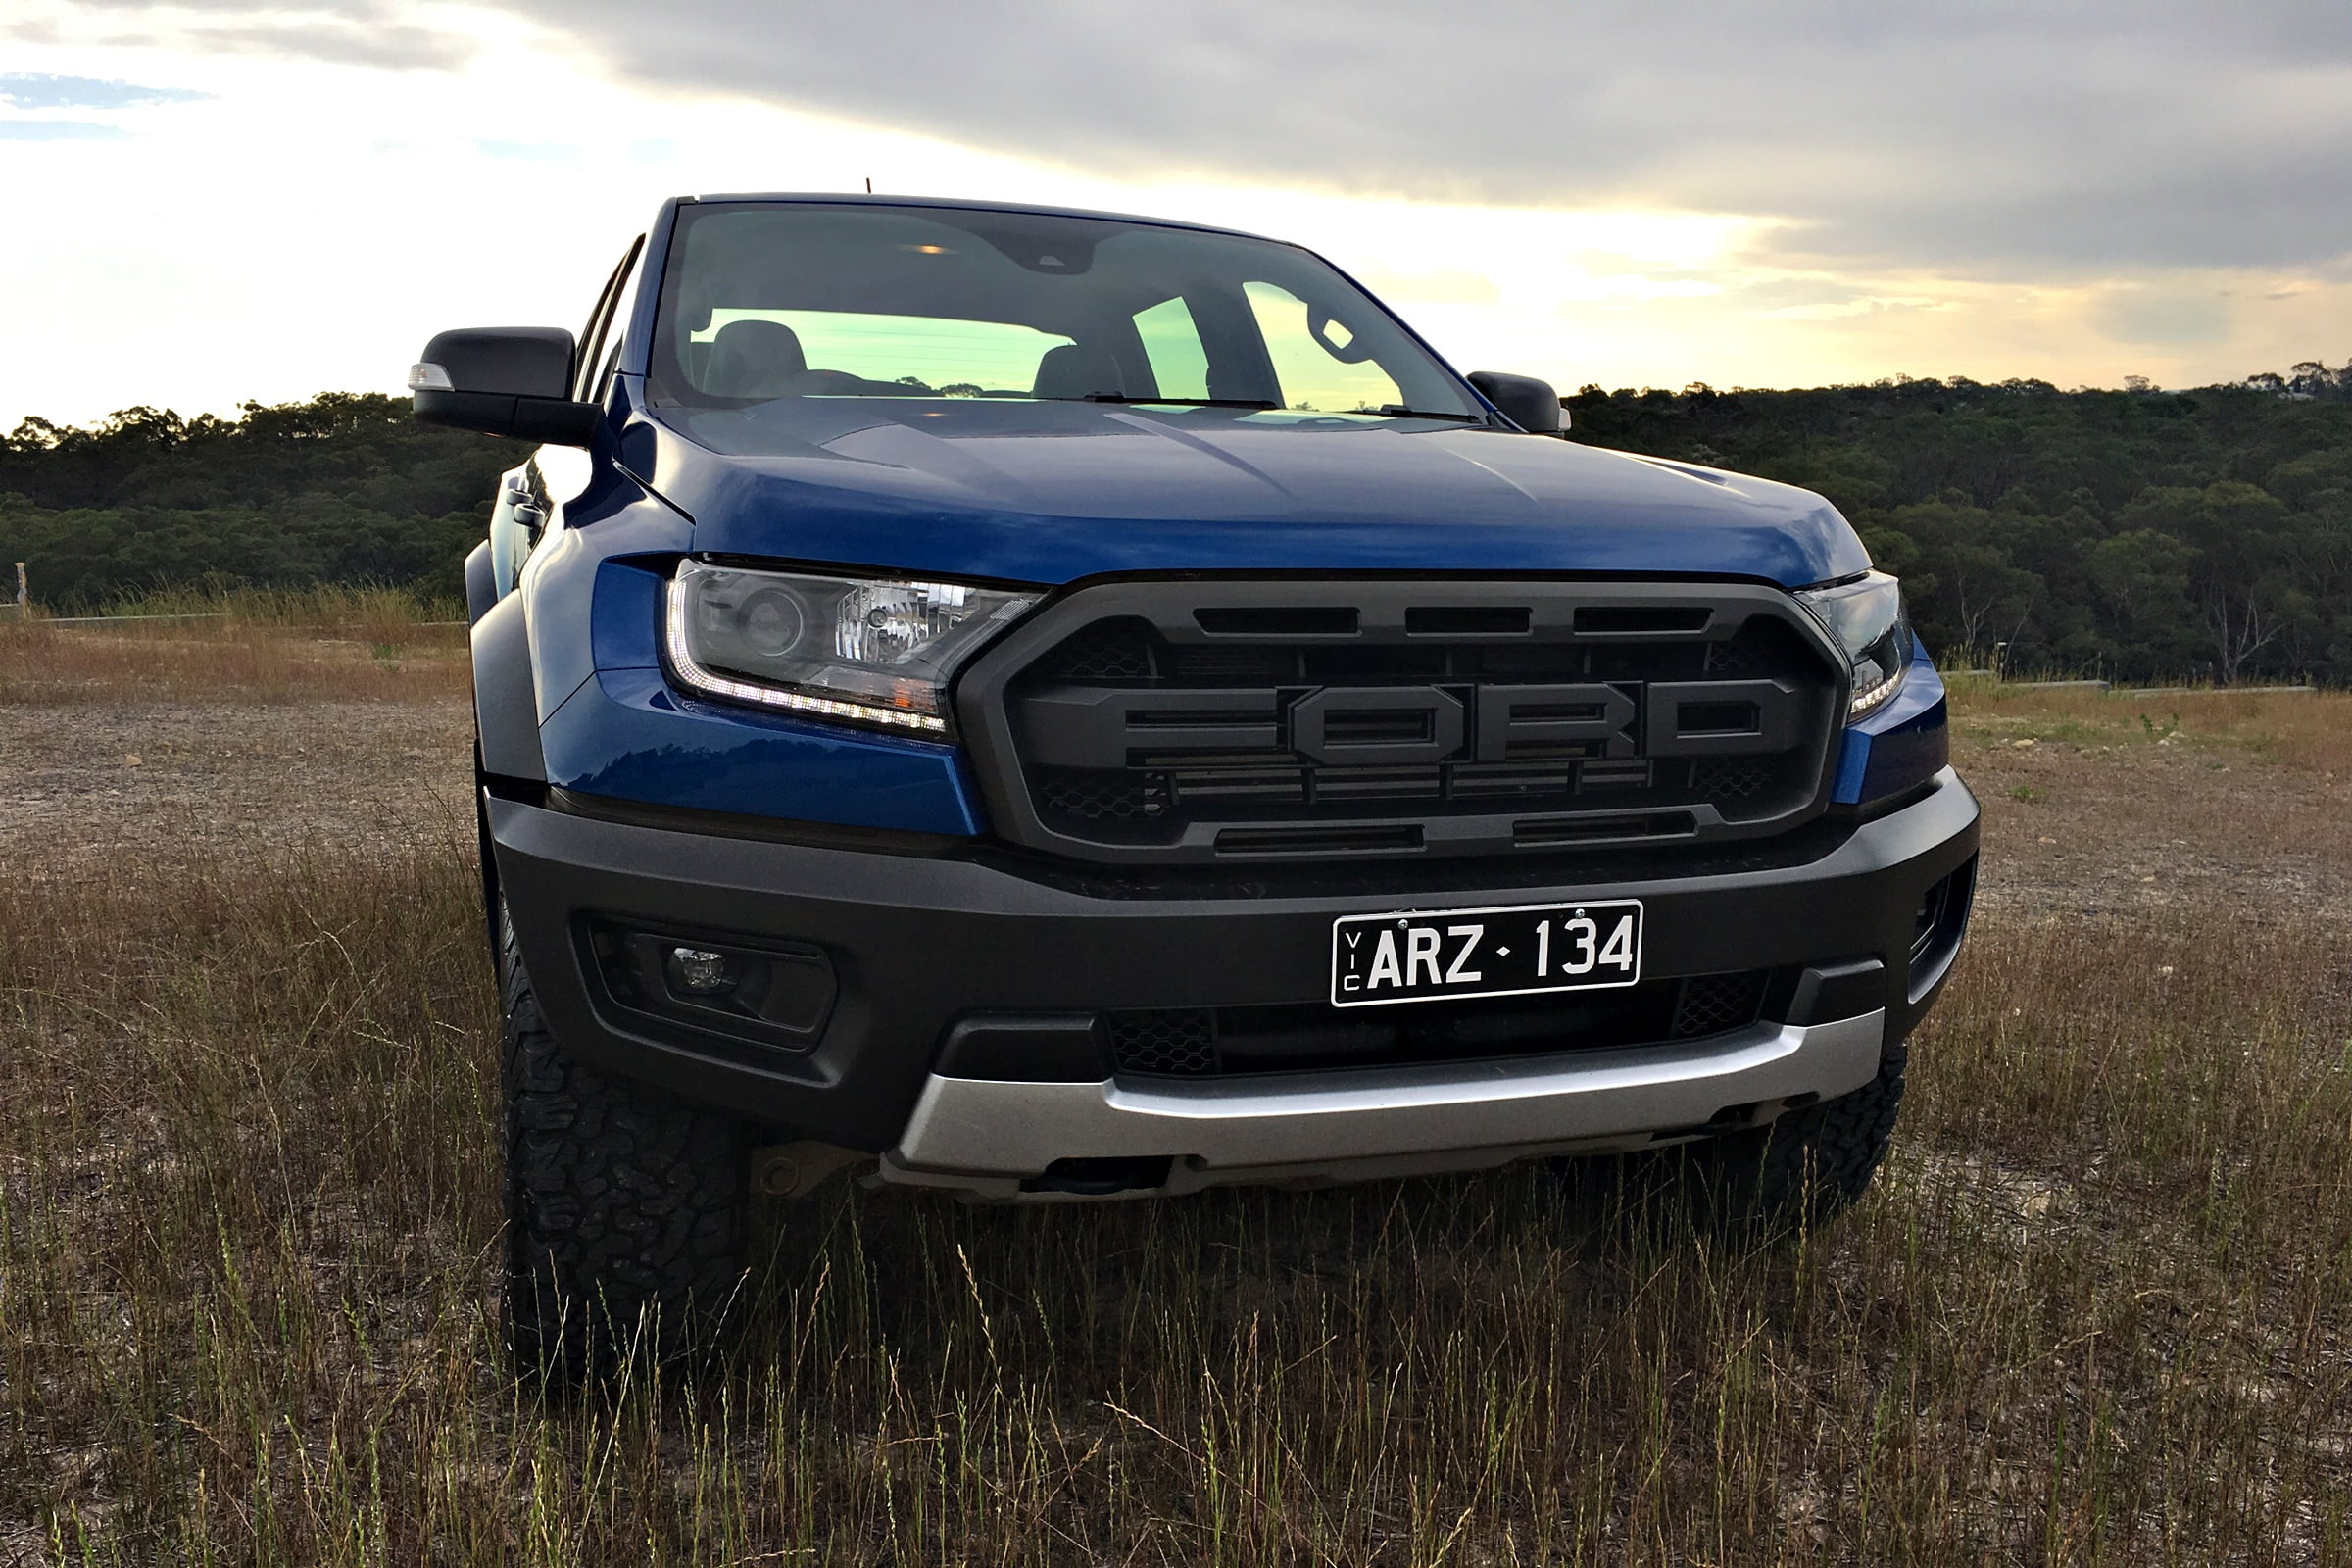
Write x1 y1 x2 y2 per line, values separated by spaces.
667 947 732 995
589 923 837 1051
1905 857 1978 1004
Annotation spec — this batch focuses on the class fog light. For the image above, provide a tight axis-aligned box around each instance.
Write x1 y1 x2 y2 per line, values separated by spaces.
668 947 732 995
589 922 839 1053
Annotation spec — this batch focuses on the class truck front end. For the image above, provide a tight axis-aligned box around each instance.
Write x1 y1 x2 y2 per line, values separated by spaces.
424 192 1977 1377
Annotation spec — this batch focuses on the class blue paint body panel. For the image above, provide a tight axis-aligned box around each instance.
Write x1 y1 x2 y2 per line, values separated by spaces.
540 667 983 834
509 193 1928 832
590 556 667 671
1832 647 1950 805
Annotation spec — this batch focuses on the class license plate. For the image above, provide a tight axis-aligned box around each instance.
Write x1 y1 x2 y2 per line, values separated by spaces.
1329 899 1643 1008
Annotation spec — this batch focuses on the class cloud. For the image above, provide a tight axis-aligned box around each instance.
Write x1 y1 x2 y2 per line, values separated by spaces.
15 2 2349 279
2091 285 2231 349
184 17 476 71
426 0 2352 278
3 3 480 72
0 72 208 108
0 119 127 140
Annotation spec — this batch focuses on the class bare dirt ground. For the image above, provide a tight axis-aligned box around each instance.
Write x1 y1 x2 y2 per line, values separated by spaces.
1958 706 2352 923
1 699 474 870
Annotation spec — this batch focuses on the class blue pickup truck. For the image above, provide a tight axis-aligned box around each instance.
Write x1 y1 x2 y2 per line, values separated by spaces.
413 194 1977 1380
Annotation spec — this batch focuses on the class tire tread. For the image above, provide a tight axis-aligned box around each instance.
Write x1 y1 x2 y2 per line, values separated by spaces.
499 906 746 1382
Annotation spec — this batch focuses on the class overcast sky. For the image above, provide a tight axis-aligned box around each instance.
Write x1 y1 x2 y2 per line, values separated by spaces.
4 0 2349 427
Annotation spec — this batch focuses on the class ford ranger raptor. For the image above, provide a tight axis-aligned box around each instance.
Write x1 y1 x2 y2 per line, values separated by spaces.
411 194 1977 1378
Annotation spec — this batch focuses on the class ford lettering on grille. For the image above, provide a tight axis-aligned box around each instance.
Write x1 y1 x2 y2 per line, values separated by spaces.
956 580 1847 864
1016 679 1803 770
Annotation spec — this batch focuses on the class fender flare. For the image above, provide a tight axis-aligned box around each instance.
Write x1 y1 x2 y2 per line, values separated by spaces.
464 540 497 625
471 589 545 785
471 588 545 970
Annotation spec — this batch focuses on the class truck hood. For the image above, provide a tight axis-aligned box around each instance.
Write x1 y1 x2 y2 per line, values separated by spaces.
623 394 1870 588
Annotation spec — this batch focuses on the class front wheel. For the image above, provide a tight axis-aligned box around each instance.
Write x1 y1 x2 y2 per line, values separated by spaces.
1693 1038 1908 1231
498 903 749 1384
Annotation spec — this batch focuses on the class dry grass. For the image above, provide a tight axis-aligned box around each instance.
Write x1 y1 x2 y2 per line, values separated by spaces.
1948 678 2352 778
0 588 467 706
6 765 2352 1560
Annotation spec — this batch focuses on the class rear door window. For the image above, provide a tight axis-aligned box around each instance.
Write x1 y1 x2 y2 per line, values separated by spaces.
1131 296 1212 402
684 309 1070 397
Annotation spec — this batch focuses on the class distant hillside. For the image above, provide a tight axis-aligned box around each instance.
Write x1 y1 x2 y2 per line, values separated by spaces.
6 374 2349 684
0 394 511 609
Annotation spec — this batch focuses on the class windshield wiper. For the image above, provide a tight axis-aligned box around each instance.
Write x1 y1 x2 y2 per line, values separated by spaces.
1377 406 1487 421
1071 394 1279 409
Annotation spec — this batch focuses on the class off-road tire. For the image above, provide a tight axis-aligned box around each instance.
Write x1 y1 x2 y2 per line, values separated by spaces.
1695 1037 1907 1233
498 903 748 1384
1569 1040 1907 1239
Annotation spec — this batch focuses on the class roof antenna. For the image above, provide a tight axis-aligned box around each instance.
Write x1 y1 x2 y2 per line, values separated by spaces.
865 176 872 193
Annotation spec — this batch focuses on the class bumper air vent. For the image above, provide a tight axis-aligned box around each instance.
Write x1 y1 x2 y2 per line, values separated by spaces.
1103 968 1783 1079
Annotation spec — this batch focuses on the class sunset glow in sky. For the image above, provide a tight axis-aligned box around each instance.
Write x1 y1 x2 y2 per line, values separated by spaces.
5 1 2349 427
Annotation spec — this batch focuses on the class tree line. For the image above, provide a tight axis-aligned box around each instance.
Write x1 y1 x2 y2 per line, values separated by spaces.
0 394 511 610
6 372 2350 683
1568 364 2352 682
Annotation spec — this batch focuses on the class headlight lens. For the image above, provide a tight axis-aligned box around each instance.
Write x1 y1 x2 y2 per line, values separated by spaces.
1795 570 1911 720
665 561 1039 734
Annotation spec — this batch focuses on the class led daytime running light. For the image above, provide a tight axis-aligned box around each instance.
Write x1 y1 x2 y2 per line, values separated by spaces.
1849 664 1904 716
664 581 951 734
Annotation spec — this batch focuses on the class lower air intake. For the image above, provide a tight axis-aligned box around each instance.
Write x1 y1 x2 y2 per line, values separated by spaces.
1105 970 1782 1080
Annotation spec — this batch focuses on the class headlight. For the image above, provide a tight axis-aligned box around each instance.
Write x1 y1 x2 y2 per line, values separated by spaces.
1795 570 1911 720
665 561 1039 735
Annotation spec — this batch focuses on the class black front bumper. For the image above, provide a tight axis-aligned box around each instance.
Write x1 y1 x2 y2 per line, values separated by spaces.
489 770 1980 1152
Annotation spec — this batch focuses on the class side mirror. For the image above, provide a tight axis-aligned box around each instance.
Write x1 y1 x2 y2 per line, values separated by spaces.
1467 371 1569 436
410 327 600 446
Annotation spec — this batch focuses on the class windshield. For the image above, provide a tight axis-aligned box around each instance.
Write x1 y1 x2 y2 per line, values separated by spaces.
648 202 1485 421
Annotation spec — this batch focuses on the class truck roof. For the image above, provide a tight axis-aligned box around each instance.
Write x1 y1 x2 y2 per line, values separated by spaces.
678 191 1284 247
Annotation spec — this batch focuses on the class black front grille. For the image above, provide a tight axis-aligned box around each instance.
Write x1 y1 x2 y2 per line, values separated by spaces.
1105 968 1777 1079
958 580 1844 866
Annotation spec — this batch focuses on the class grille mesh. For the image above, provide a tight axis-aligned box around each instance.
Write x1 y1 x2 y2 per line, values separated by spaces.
1045 618 1157 682
1704 639 1763 676
1104 970 1783 1079
1105 1009 1218 1075
1037 768 1169 821
1690 757 1776 802
1671 971 1770 1038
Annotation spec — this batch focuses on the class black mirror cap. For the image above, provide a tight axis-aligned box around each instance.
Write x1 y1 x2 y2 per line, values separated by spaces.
411 326 600 446
1467 371 1570 436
